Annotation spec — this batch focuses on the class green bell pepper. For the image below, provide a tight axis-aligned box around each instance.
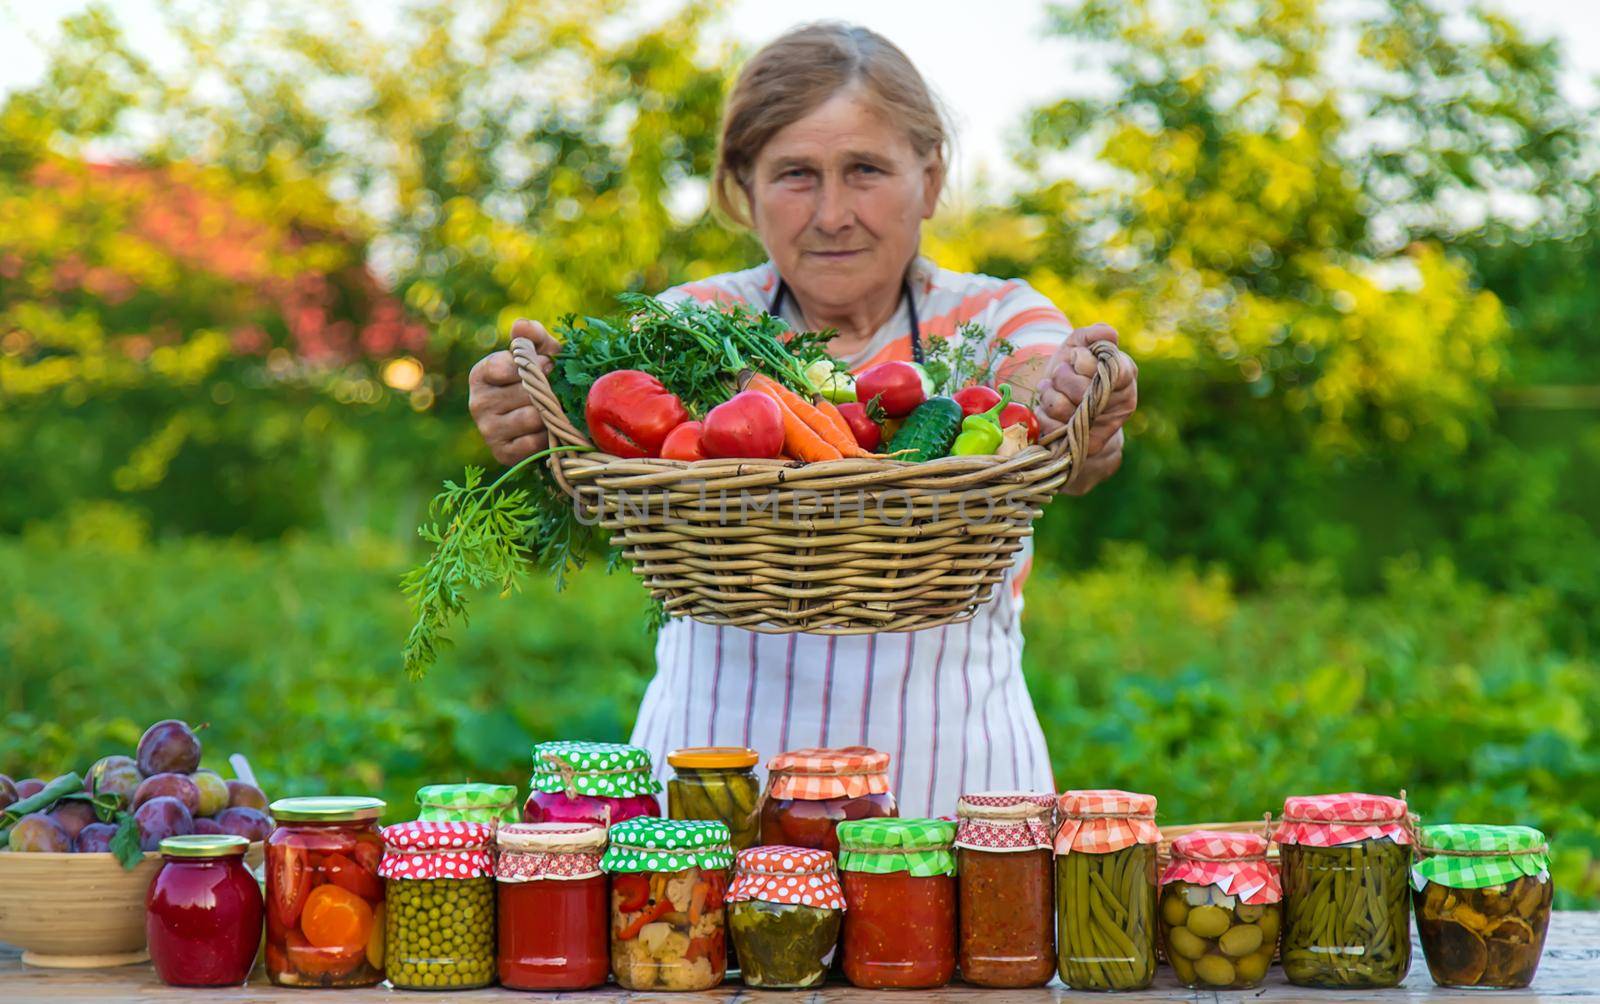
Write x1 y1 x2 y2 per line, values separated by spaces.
950 384 1012 456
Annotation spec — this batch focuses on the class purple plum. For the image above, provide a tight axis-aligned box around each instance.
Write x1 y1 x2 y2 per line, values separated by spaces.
15 778 45 799
192 816 223 835
87 755 143 809
136 720 201 776
132 772 201 815
134 796 194 851
0 775 16 811
49 800 99 842
8 812 71 852
74 821 118 853
225 780 269 811
214 806 272 843
192 769 229 817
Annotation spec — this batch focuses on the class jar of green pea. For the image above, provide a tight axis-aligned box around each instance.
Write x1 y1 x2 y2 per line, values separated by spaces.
379 820 497 990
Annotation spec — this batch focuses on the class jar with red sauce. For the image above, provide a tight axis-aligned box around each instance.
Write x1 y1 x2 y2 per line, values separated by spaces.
758 746 896 857
837 817 957 989
523 741 661 827
955 791 1057 987
146 834 264 987
264 796 387 988
495 822 610 990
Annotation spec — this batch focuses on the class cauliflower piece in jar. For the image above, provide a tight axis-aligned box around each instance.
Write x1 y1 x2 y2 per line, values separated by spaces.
655 954 716 990
690 910 721 939
637 922 674 956
665 870 698 913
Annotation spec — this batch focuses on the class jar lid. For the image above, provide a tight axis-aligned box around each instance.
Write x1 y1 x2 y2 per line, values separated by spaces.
728 846 846 909
1054 789 1160 855
497 823 607 882
766 746 890 801
379 820 494 880
415 782 519 823
1273 793 1411 847
600 817 733 873
1413 824 1550 890
668 746 759 770
268 796 385 822
159 834 249 858
955 791 1055 852
837 818 956 877
1162 830 1281 905
529 741 663 798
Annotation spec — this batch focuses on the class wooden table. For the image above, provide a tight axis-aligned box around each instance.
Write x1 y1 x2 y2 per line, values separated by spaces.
4 913 1597 1002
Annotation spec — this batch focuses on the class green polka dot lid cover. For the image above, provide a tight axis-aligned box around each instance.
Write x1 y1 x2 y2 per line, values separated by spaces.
530 740 663 798
600 817 734 873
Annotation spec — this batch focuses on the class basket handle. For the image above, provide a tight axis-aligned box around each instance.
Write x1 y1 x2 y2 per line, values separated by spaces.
1035 339 1123 486
510 336 592 499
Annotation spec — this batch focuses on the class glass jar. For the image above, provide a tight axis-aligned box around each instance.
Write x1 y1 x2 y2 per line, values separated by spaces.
416 782 520 825
758 746 896 857
146 834 264 987
838 818 957 989
1054 789 1159 991
379 820 495 990
524 741 661 827
602 817 734 991
1412 824 1553 989
667 747 760 851
954 791 1057 988
1275 793 1412 988
265 796 386 988
495 822 609 990
1159 830 1282 990
727 845 845 988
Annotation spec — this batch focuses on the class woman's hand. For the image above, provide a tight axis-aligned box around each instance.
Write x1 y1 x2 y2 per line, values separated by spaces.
1035 323 1138 495
468 319 561 466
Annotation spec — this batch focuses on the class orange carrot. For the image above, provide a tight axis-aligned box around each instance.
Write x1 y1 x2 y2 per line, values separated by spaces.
749 375 857 458
755 382 842 463
809 396 877 458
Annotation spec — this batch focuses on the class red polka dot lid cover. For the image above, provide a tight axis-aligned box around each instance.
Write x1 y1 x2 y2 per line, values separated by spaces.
727 845 847 910
379 820 494 880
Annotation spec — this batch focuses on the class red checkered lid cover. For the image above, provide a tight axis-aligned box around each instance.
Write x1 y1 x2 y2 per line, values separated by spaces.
495 822 606 882
379 820 494 880
1161 830 1282 905
766 746 891 801
955 791 1056 851
1053 789 1160 855
727 845 847 909
1272 793 1411 847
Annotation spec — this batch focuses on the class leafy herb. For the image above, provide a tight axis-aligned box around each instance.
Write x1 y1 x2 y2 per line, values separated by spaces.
922 321 1013 396
111 811 142 869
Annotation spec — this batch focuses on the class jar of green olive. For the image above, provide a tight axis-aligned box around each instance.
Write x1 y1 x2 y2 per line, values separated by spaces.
1159 830 1282 989
379 820 496 990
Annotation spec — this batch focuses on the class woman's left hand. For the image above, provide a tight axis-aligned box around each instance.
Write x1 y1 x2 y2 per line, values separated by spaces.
1035 323 1138 495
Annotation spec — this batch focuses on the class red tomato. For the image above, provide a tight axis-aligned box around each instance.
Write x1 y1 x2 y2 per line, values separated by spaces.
835 402 882 451
701 391 784 459
584 370 689 458
953 385 1002 417
999 402 1040 442
854 361 927 418
269 843 313 929
320 851 383 902
660 421 708 461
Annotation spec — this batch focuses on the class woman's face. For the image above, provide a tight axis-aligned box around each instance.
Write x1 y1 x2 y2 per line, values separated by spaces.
746 88 941 314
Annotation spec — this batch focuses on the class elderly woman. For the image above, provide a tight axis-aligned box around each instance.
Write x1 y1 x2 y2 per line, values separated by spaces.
468 22 1137 816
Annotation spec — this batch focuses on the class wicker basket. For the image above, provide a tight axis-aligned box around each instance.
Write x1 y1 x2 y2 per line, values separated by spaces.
513 337 1122 634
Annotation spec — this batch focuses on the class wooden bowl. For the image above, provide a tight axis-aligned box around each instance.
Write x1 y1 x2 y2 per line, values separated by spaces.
0 842 265 968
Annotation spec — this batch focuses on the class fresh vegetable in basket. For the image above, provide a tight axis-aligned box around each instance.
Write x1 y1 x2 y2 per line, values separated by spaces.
701 392 785 460
836 401 883 451
660 422 708 462
951 385 1013 456
886 397 965 462
855 361 927 418
585 371 689 458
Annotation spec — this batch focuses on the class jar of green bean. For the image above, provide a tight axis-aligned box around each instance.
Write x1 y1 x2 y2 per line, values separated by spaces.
378 820 497 990
1053 789 1159 991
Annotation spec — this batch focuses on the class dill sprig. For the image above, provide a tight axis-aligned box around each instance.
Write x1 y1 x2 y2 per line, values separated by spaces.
922 321 1014 396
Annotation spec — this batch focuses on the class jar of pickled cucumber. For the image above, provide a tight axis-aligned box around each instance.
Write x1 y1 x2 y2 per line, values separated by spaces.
415 782 519 825
954 791 1057 988
727 845 845 988
1274 792 1412 988
1412 824 1553 989
525 741 662 827
1159 830 1282 989
379 820 496 990
759 746 896 857
1053 789 1159 991
602 817 735 991
667 747 760 850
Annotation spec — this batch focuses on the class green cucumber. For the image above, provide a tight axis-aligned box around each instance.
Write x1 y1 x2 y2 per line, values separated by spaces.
887 396 964 462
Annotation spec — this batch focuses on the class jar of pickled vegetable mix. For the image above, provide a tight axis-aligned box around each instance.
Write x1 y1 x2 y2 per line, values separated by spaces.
146 834 264 987
1053 789 1159 991
379 820 496 990
668 746 761 850
496 822 610 990
1159 830 1282 989
1412 824 1553 989
265 796 387 988
837 817 958 989
602 817 734 991
759 746 896 856
416 782 520 826
727 845 846 988
524 741 662 827
954 791 1057 988
1274 792 1413 988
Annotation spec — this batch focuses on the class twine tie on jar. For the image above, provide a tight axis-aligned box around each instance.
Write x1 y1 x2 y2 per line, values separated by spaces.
541 753 649 799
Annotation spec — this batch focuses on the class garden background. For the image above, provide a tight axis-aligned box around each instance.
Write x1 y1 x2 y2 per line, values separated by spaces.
3 0 1597 904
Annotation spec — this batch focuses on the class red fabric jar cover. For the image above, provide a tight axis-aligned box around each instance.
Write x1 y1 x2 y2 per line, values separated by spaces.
379 820 494 880
1272 793 1411 847
954 791 1056 852
496 822 606 882
766 746 891 801
1161 830 1282 905
727 845 847 910
1054 789 1160 855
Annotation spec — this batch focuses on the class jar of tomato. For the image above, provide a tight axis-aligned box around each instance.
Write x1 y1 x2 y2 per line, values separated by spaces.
1055 789 1160 991
1413 824 1553 989
668 746 761 851
495 822 610 990
954 791 1057 988
524 741 662 826
1159 830 1283 989
727 845 846 988
265 796 387 988
379 820 496 990
759 746 896 856
416 782 520 825
837 817 957 989
602 817 734 991
146 834 264 987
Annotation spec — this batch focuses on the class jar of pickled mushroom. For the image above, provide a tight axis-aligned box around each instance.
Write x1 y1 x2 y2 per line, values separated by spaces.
602 817 734 991
759 746 896 857
495 822 610 990
524 741 662 826
416 782 519 825
1274 792 1412 988
668 747 761 850
1159 829 1282 989
837 817 957 989
1053 789 1159 991
146 834 264 987
727 845 846 988
379 820 496 990
265 796 387 988
1412 824 1553 989
954 791 1057 988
